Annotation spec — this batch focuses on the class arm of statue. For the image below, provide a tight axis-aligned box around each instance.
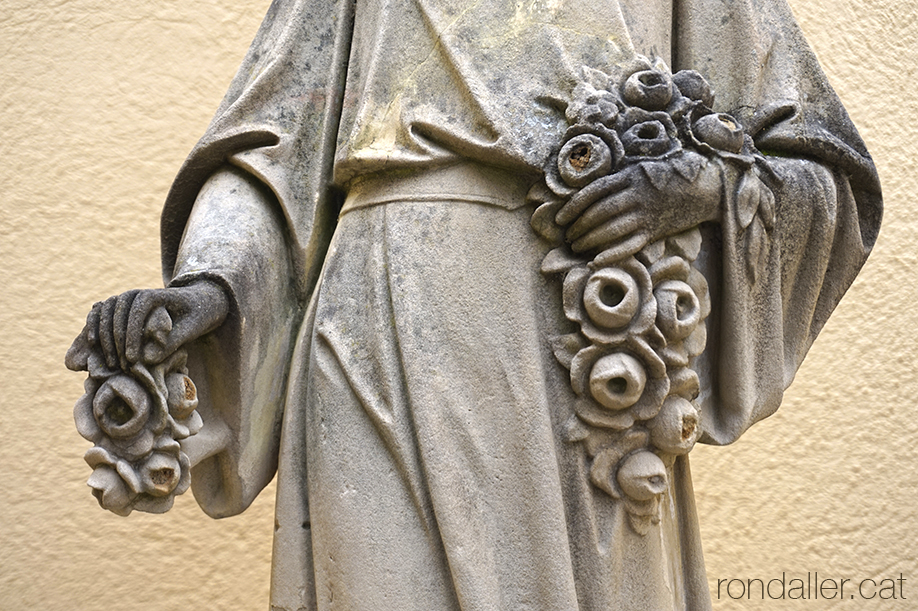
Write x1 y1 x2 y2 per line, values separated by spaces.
67 166 301 517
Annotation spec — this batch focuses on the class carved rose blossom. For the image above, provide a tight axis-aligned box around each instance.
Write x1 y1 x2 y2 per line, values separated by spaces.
568 341 669 430
562 257 656 346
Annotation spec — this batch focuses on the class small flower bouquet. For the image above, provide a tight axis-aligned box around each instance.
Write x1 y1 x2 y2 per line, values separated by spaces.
530 56 774 533
67 307 201 515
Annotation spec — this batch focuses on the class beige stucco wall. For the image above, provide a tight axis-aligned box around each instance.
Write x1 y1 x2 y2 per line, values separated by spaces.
1 1 914 609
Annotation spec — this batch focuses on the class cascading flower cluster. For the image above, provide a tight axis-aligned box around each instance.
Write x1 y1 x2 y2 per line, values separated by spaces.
67 307 201 515
529 56 774 534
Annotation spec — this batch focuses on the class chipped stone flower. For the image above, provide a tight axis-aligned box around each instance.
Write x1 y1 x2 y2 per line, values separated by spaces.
648 396 701 455
166 372 198 419
562 257 656 346
83 444 191 515
138 451 185 498
557 134 615 188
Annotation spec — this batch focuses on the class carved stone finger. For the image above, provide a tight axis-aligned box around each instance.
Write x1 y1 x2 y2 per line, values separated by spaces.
125 292 159 363
86 302 101 347
143 306 174 364
592 232 650 267
555 172 631 226
98 296 119 370
65 306 99 371
565 191 639 242
113 290 140 370
570 211 642 253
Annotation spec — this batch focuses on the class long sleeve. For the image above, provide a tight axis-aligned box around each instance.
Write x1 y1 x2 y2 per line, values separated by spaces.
157 0 356 516
675 0 881 443
169 167 301 517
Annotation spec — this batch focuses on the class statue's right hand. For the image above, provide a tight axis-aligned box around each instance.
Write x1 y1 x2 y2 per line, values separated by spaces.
66 281 229 372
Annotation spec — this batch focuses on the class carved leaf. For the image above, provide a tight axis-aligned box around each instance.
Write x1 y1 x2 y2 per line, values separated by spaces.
735 171 760 230
550 333 589 370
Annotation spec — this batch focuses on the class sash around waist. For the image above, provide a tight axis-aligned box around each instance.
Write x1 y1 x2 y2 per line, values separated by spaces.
340 163 536 216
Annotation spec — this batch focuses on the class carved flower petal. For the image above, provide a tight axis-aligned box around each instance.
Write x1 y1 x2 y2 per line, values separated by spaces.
665 228 703 262
635 239 665 267
102 427 155 463
649 256 690 284
589 446 623 498
686 267 711 319
530 200 565 244
563 415 591 443
550 333 590 370
84 446 117 469
175 410 204 439
627 374 670 422
669 367 701 401
658 344 690 368
115 460 144 495
544 156 578 198
683 323 707 359
562 266 592 324
574 397 636 430
74 379 102 442
543 248 589 275
625 335 667 379
87 465 134 517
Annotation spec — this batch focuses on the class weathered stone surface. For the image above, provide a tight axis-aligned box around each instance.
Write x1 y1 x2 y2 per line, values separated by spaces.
67 0 881 609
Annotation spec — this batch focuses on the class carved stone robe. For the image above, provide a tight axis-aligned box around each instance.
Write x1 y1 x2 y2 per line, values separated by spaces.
160 0 881 609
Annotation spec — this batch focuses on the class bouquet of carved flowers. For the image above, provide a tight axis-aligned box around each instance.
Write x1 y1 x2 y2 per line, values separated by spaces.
529 56 775 534
66 307 202 516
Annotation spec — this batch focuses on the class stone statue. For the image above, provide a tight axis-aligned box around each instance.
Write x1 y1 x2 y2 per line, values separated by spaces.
66 0 881 608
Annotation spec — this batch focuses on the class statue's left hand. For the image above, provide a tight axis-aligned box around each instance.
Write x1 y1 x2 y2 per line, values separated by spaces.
66 281 229 372
555 153 723 264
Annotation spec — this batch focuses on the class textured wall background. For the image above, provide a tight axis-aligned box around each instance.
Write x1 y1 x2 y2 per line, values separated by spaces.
0 1 914 609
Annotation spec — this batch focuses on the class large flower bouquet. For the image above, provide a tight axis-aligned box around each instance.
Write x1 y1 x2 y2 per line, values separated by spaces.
529 56 775 533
